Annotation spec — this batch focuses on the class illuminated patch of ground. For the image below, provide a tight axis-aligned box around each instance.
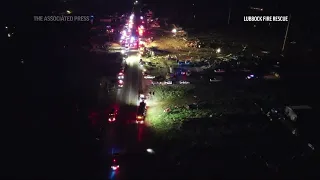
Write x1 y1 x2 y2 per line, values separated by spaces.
145 83 276 139
142 56 171 77
147 37 189 53
145 85 210 135
146 102 213 137
144 56 168 67
146 37 221 63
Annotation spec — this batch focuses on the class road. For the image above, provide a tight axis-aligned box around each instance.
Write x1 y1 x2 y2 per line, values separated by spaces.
91 51 161 180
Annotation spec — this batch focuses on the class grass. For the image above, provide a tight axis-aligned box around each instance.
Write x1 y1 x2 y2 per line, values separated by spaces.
143 30 280 140
144 56 168 67
144 82 277 140
143 56 174 77
145 36 226 65
148 37 189 53
150 84 194 101
146 85 215 138
146 85 194 129
146 103 213 137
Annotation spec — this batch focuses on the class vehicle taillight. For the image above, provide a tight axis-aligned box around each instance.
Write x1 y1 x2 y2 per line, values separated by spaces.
111 165 119 170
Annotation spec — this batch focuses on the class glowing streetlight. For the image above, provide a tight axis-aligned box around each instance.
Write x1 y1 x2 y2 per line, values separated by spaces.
66 10 72 14
172 28 177 33
216 48 221 53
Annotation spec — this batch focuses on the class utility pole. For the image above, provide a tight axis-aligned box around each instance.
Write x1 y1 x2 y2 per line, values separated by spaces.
281 14 291 52
228 8 231 25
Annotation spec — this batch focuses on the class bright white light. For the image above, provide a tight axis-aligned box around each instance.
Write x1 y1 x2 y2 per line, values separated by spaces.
216 48 221 53
121 50 125 54
5 26 8 29
172 28 177 33
129 24 133 29
121 36 125 40
111 165 119 170
130 37 135 43
8 33 11 37
146 148 154 154
140 16 143 20
144 75 155 79
125 55 139 65
122 30 126 35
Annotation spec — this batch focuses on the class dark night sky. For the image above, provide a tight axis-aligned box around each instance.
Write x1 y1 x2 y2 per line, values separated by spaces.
4 0 319 49
5 0 318 25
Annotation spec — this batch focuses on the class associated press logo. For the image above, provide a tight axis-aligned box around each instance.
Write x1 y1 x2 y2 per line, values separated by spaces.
33 16 90 22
